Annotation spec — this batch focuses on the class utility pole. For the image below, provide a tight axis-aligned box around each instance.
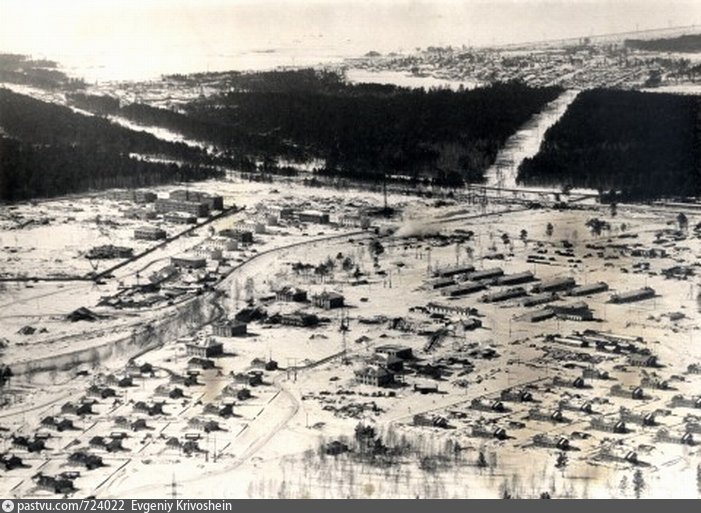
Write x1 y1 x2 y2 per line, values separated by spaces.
383 173 388 212
170 474 178 499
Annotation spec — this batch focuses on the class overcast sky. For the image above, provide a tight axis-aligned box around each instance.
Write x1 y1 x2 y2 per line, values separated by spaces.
2 0 699 80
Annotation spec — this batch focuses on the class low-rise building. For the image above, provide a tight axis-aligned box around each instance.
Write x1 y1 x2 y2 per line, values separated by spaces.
275 286 308 302
86 245 133 259
164 212 197 224
500 388 533 402
521 292 558 307
354 365 393 387
134 226 167 241
669 395 701 409
155 198 209 218
279 313 319 327
568 282 609 296
471 425 508 440
212 320 247 337
340 215 370 229
171 254 207 269
550 301 594 321
312 291 344 309
219 228 254 243
432 264 475 279
495 271 535 286
375 344 413 360
481 287 527 303
627 353 658 367
109 190 156 203
609 287 656 304
299 210 330 224
619 407 656 426
428 277 456 289
610 384 645 400
533 434 571 450
425 302 477 317
528 408 566 423
531 277 576 294
169 190 223 211
471 398 507 413
467 267 504 281
656 428 694 445
186 339 223 358
521 308 555 323
441 281 485 297
267 206 295 220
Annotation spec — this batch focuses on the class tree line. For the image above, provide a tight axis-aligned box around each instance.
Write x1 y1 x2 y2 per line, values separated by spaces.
625 34 701 53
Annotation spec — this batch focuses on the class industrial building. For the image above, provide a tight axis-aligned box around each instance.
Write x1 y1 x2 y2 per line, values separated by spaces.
467 267 504 281
609 287 656 304
481 287 527 303
568 282 609 296
155 198 210 218
495 271 536 286
531 277 576 294
441 281 485 297
170 190 224 211
521 292 557 307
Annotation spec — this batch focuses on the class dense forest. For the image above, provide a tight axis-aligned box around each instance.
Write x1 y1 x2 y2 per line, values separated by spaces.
84 70 562 183
517 89 700 199
1 68 563 200
625 33 701 53
0 89 206 162
0 53 85 90
0 89 222 201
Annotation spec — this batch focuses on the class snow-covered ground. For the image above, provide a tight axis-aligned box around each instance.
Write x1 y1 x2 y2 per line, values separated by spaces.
1 176 700 498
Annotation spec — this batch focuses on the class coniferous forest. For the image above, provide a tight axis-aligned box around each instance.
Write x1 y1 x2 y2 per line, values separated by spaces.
0 88 223 201
72 70 563 184
624 34 701 53
0 68 565 201
517 89 701 199
181 74 563 182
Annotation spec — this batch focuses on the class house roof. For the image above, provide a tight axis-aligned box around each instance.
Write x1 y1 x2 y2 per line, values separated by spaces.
186 338 223 349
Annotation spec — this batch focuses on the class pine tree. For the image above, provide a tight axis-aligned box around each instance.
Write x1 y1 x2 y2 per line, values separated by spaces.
632 469 645 499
